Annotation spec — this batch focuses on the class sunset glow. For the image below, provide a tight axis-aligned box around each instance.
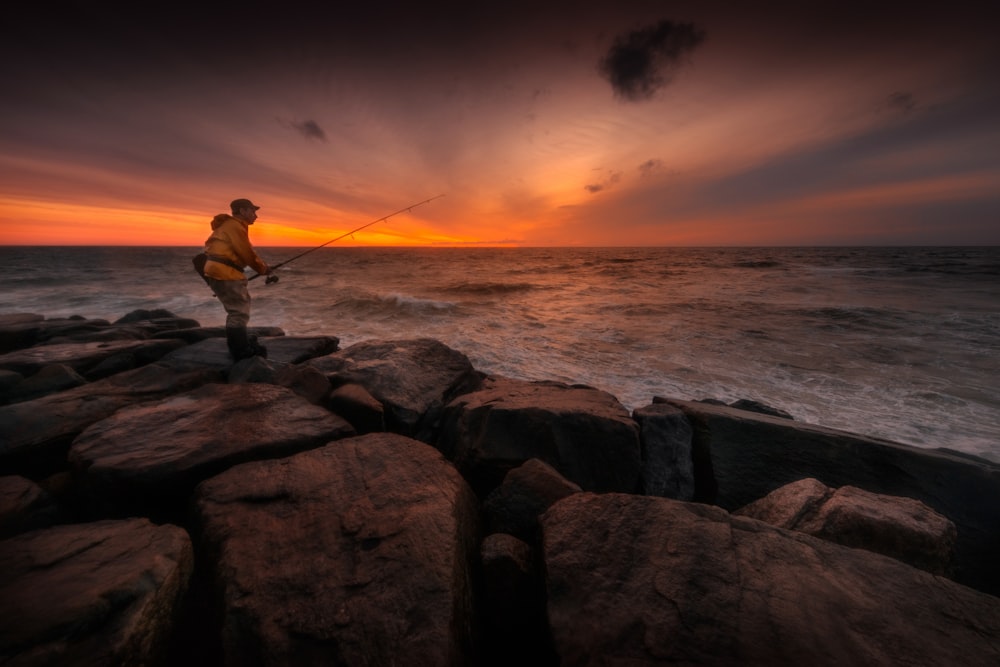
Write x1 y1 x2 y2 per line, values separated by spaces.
2 1 997 246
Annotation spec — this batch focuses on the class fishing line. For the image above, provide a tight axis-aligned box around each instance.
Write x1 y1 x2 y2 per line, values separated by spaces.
249 194 446 283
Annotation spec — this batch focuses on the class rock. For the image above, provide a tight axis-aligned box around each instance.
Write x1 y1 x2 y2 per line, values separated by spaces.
482 458 581 543
438 376 641 496
0 362 224 476
0 338 185 377
157 330 327 372
114 308 185 324
68 383 355 515
156 325 284 345
157 337 254 372
3 364 86 403
633 402 695 500
736 478 957 575
729 398 794 419
0 476 59 538
327 382 386 434
194 433 481 666
257 335 339 363
541 493 1000 666
480 533 554 666
0 518 193 666
655 396 1000 596
308 338 481 438
227 356 332 405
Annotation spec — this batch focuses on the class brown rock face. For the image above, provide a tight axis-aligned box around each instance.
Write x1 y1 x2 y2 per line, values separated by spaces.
541 493 1000 666
0 362 223 475
194 433 481 666
68 383 354 513
439 376 641 496
656 396 1000 596
736 477 957 575
308 338 481 438
0 518 193 666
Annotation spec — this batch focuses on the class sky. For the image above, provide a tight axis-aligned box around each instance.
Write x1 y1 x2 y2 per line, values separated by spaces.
1 0 998 246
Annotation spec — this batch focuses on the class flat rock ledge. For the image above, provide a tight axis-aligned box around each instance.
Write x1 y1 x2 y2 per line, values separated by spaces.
1 310 999 666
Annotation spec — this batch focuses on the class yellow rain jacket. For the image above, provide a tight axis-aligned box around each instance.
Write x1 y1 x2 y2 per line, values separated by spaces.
203 214 269 280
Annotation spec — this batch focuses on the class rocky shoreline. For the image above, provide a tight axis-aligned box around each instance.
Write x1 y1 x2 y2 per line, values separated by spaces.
1 310 998 665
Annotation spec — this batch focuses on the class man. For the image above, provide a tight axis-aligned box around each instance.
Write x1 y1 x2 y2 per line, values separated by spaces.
202 198 271 360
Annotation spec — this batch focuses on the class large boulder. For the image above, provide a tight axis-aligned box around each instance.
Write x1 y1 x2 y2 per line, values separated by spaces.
68 383 354 515
194 433 481 666
0 362 223 476
308 338 481 439
438 376 641 496
0 518 193 666
656 396 1000 596
541 493 1000 666
736 477 957 575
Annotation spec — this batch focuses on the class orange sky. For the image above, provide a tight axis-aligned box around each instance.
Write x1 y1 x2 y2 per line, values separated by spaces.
2 1 998 246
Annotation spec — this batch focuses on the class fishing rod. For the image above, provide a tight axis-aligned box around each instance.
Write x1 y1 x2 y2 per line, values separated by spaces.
250 194 446 283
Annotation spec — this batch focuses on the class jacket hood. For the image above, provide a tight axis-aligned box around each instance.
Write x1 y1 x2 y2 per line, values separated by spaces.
211 213 244 230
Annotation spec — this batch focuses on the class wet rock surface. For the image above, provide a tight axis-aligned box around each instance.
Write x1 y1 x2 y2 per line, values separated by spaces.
0 518 193 666
1 309 999 666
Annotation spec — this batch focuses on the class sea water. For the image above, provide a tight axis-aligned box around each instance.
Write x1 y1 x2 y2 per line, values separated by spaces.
2 245 998 463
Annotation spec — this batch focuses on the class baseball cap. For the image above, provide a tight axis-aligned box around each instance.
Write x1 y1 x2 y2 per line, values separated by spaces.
230 198 260 213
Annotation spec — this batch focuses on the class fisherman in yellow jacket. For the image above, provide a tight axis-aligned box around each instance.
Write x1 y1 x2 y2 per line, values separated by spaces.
203 198 271 360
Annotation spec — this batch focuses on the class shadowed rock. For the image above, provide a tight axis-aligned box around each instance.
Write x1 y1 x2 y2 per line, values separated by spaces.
656 396 1000 596
327 382 386 434
0 476 59 538
736 477 957 575
0 363 223 475
0 518 193 666
542 493 1000 666
482 458 581 543
228 356 332 405
439 376 641 496
633 402 695 499
0 315 109 354
68 383 354 514
194 433 480 666
2 364 86 403
480 533 554 666
308 338 481 438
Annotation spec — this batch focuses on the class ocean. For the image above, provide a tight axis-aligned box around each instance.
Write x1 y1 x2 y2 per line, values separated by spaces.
2 245 998 463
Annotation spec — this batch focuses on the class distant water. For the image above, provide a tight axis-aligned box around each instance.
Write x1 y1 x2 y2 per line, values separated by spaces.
2 245 998 463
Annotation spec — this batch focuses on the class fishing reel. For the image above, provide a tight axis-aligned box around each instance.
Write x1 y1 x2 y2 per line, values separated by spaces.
265 274 280 285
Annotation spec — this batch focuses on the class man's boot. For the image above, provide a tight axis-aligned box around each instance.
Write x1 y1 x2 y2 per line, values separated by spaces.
226 325 255 361
248 333 268 358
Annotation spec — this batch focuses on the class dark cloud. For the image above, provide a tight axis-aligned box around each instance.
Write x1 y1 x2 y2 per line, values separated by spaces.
599 19 706 102
886 91 917 115
585 170 622 193
638 158 664 177
293 120 328 142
